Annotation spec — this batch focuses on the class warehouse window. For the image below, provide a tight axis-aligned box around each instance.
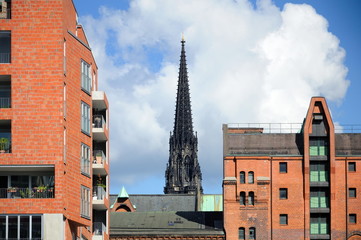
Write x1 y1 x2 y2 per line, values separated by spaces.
248 192 254 205
238 227 245 240
310 215 328 235
280 214 288 225
349 188 356 198
240 171 245 184
279 162 287 173
239 192 246 206
280 188 288 199
310 162 328 182
248 171 254 184
249 227 256 239
349 214 357 224
348 162 356 172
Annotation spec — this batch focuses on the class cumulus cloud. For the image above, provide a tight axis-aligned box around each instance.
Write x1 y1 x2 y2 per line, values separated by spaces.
79 0 349 194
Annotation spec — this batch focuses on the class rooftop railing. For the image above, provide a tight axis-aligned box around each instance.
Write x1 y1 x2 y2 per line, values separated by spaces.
227 123 361 134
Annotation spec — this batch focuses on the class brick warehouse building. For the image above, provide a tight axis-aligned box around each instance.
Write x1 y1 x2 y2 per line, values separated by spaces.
223 97 361 240
0 1 110 240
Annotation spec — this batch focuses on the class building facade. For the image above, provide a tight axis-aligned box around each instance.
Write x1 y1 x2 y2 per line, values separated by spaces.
0 1 110 239
223 97 361 240
164 38 203 195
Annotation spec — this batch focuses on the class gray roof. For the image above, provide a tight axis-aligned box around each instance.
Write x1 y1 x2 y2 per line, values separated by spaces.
110 194 197 212
110 211 224 236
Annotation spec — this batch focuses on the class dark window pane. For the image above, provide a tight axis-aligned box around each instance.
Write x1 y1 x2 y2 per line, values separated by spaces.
238 227 245 239
280 188 287 199
280 214 288 225
280 163 287 173
240 172 245 184
249 227 255 239
349 188 356 198
248 171 254 184
248 192 254 205
20 216 29 238
32 216 42 238
349 214 356 224
8 216 18 238
348 162 356 172
240 192 246 205
0 216 5 239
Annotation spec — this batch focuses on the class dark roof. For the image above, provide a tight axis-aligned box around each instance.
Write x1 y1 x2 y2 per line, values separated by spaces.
110 211 224 236
109 194 197 212
335 134 361 155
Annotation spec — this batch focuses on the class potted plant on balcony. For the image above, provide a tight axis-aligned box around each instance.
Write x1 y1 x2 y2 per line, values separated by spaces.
7 187 17 193
0 137 9 153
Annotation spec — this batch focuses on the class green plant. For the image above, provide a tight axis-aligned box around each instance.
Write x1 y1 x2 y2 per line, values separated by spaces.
0 138 9 151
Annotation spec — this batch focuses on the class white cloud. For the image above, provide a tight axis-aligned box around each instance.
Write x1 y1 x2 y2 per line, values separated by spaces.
79 0 349 194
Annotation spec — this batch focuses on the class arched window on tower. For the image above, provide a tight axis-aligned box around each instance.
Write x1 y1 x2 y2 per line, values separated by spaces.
240 171 245 184
238 227 245 240
240 192 246 206
248 191 254 206
248 171 254 184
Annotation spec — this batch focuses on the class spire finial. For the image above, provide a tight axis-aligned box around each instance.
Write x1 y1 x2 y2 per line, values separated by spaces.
181 33 185 42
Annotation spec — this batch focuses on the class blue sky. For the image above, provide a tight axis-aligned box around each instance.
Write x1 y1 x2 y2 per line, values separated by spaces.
73 0 361 195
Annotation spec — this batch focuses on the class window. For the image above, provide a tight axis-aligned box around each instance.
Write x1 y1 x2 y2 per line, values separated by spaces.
81 101 90 134
240 192 246 206
348 162 356 172
0 215 42 239
279 162 287 173
280 214 288 225
309 138 328 156
310 188 328 208
310 215 328 235
310 162 328 182
349 188 356 198
0 0 11 19
0 31 11 63
80 186 90 219
63 39 66 74
81 143 90 176
63 127 66 163
63 83 66 118
248 171 254 184
238 227 245 240
0 75 11 108
240 171 245 184
81 60 91 93
349 214 357 224
0 119 11 153
279 188 288 199
248 192 254 206
249 227 256 239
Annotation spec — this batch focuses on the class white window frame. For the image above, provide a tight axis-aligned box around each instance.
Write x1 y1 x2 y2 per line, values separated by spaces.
80 186 90 219
81 101 90 135
81 143 90 176
81 60 91 94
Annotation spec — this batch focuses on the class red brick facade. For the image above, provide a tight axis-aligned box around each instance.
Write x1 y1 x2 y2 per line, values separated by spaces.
0 1 109 239
223 97 361 240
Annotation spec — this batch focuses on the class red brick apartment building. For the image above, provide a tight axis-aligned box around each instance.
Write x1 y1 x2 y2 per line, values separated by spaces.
223 97 361 240
0 1 110 239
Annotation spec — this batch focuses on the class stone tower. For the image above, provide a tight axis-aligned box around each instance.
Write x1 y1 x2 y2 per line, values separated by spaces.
164 38 203 195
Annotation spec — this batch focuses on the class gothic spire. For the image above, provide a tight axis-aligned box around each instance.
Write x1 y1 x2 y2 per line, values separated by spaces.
173 38 194 144
164 38 203 195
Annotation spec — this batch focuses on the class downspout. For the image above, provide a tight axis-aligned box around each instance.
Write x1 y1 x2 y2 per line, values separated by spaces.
270 156 273 240
345 157 348 239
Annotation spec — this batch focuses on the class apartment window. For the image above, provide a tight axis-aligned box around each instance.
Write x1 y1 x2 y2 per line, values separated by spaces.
310 215 328 235
280 214 288 225
63 83 66 118
248 192 254 206
310 162 328 182
310 188 328 208
81 143 90 176
0 215 42 239
0 120 11 153
349 214 357 224
81 101 90 135
63 39 66 74
248 171 254 184
80 186 90 219
240 171 245 184
249 227 256 240
0 31 11 63
240 192 246 206
0 75 11 108
348 162 356 172
81 60 91 93
238 227 245 240
279 162 287 173
279 188 288 199
310 138 328 156
349 188 356 198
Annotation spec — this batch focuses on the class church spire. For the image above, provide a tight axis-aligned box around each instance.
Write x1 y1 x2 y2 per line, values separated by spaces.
164 38 203 195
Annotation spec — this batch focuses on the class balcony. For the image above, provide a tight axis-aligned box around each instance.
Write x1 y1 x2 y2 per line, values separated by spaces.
93 222 106 240
92 91 107 110
93 186 107 210
93 150 107 175
0 0 11 19
0 187 54 199
92 115 107 141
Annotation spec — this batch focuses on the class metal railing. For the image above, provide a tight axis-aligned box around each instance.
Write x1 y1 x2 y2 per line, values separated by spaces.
93 150 106 164
0 187 54 198
227 123 361 134
93 115 105 129
93 186 106 200
93 222 106 236
0 53 10 63
0 97 11 108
